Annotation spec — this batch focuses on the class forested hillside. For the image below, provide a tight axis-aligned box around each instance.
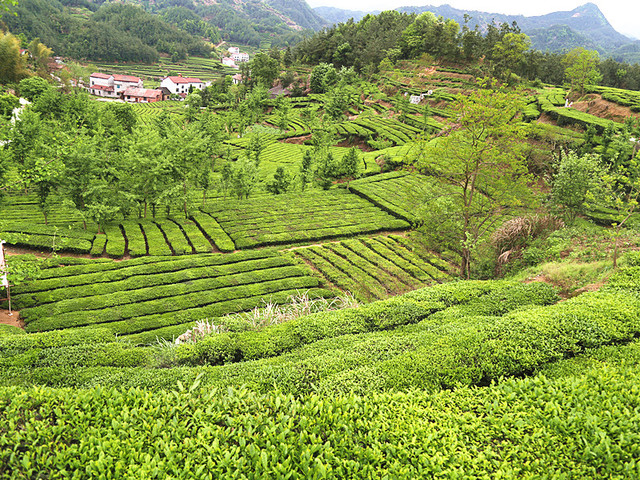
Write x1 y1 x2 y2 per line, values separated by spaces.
316 3 640 63
0 0 324 60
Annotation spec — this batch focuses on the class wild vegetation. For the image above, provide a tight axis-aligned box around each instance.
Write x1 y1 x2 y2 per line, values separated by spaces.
3 3 640 477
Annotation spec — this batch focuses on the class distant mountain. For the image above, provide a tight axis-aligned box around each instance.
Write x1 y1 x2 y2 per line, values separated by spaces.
314 3 640 62
0 0 327 60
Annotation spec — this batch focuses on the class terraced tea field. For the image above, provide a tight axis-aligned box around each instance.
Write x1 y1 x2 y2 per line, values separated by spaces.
294 234 453 301
349 171 448 223
11 250 332 343
202 190 410 249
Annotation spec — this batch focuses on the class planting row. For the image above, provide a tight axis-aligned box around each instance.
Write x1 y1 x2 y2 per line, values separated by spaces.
350 171 450 223
294 235 452 302
8 266 640 396
203 190 410 249
11 250 331 339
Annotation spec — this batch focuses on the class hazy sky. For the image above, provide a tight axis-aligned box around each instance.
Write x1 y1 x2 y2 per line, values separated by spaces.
307 1 640 39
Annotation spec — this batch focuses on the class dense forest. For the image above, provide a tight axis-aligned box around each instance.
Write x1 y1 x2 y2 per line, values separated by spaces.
295 11 640 90
0 0 212 62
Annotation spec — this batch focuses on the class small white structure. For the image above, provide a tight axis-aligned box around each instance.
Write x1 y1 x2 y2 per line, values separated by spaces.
87 73 143 98
160 76 205 96
228 46 240 55
231 73 243 85
222 57 236 68
231 52 250 63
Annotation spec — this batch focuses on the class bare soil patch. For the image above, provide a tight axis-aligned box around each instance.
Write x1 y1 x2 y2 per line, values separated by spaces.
571 94 639 123
282 134 311 145
0 309 24 329
335 137 375 152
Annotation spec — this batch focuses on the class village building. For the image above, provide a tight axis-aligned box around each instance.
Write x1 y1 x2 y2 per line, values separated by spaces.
231 73 243 85
231 52 250 63
222 57 237 68
228 46 240 55
160 76 205 96
87 73 143 98
122 87 165 103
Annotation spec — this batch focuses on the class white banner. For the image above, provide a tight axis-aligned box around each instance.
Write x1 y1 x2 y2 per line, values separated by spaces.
0 240 7 289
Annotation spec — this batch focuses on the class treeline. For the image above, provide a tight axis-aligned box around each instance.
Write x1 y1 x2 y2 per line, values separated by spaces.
294 10 640 91
0 0 211 62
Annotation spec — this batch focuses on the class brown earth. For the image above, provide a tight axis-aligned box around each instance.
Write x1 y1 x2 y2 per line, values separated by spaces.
0 309 23 329
571 94 639 123
282 134 311 145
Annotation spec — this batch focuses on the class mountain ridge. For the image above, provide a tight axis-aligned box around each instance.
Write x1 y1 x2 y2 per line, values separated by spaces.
314 3 640 62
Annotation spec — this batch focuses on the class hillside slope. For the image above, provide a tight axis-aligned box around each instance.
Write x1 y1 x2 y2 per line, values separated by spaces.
315 3 640 62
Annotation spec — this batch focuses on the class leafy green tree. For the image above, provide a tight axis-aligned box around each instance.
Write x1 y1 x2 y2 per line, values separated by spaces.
0 31 28 83
563 48 602 96
266 166 291 194
27 38 53 77
549 151 609 225
18 77 50 102
490 33 530 82
249 52 280 88
315 151 341 190
409 80 534 278
299 149 313 192
0 94 19 119
230 156 258 199
341 147 360 188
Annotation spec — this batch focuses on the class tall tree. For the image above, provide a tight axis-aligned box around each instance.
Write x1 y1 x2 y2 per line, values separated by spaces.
563 48 602 97
409 80 535 278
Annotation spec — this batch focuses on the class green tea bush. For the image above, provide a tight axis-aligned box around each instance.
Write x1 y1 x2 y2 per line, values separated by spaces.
1 364 639 478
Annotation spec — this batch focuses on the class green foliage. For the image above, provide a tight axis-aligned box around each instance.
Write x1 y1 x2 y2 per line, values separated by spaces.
17 77 50 102
563 47 602 96
0 93 19 119
265 166 292 195
549 151 610 224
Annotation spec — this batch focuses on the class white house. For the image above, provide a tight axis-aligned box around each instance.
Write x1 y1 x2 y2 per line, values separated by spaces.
231 52 249 63
222 57 237 68
231 73 243 85
228 46 240 55
160 76 205 96
87 73 143 98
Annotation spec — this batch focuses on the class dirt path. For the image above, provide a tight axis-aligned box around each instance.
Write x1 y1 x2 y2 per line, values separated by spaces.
0 309 23 329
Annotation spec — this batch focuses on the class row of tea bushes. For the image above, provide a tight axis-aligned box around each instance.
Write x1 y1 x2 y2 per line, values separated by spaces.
203 190 410 249
295 235 451 302
2 363 639 479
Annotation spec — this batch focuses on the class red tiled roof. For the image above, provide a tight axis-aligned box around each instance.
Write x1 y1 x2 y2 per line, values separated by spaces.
165 76 203 84
90 85 114 91
113 74 142 83
123 87 162 98
90 72 111 79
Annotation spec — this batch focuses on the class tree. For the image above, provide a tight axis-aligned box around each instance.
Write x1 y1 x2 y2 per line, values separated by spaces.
563 48 602 97
409 80 535 278
490 32 530 82
266 166 291 194
249 52 280 88
341 147 360 188
27 38 53 77
549 151 609 225
0 31 28 84
18 77 50 102
299 149 313 192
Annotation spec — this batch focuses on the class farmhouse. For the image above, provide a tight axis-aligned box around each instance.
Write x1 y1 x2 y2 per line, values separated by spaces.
160 76 205 95
231 52 250 63
231 73 243 85
222 57 236 68
228 46 240 55
122 87 165 103
87 73 143 98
